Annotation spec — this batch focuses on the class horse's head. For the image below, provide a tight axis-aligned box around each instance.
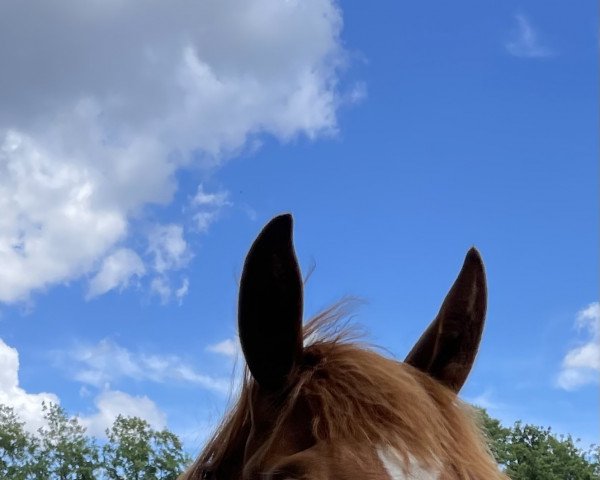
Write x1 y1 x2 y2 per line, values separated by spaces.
184 214 505 479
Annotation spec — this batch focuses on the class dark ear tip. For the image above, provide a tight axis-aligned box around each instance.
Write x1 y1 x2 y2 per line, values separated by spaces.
272 213 293 228
252 214 294 248
264 213 293 234
465 246 484 268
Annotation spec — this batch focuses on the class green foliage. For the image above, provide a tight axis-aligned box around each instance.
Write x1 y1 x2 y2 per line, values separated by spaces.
478 408 600 479
0 404 39 480
2 402 598 478
0 403 190 480
36 403 99 480
102 416 190 480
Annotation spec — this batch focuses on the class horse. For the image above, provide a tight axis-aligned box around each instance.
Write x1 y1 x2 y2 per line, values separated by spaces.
181 214 506 479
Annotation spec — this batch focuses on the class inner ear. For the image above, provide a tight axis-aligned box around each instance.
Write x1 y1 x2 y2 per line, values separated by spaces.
405 248 487 392
238 214 303 391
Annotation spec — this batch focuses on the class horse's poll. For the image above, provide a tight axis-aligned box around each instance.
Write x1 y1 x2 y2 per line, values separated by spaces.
181 214 506 480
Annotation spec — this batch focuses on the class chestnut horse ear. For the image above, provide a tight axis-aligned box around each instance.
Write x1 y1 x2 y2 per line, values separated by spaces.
405 248 487 393
238 214 303 391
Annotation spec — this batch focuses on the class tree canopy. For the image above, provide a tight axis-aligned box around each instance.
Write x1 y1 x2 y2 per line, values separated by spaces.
478 408 599 479
0 403 190 480
1 402 598 479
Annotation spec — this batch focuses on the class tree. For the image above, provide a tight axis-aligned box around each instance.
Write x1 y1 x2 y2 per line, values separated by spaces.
102 415 190 480
0 403 192 479
478 409 600 479
477 407 512 466
0 404 39 480
150 428 192 479
503 422 598 480
3 401 595 479
35 403 99 480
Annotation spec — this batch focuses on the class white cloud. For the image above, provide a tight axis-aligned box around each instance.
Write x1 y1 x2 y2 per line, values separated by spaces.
174 277 190 304
194 212 219 233
87 248 146 299
206 338 239 358
146 224 192 302
556 302 600 390
0 0 348 304
191 185 232 233
0 337 169 439
576 302 600 333
192 185 231 209
0 127 130 304
505 14 554 58
0 338 59 433
148 224 191 274
150 276 173 304
65 339 231 395
80 389 166 438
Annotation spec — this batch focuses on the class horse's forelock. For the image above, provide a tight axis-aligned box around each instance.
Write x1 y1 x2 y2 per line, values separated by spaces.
183 304 505 479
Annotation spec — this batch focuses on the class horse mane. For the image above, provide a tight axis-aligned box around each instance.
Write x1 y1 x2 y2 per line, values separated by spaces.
184 302 506 479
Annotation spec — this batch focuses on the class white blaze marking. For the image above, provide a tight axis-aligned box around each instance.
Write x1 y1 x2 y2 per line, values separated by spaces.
377 447 439 480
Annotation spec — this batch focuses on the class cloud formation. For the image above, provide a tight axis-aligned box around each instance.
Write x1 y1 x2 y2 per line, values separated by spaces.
0 0 347 303
0 336 168 437
64 339 231 394
148 224 191 275
191 184 232 233
505 14 553 58
556 302 599 390
206 338 239 359
0 338 59 432
80 389 166 437
87 248 146 299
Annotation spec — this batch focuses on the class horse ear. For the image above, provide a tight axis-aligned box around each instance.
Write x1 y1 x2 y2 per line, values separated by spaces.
238 214 303 391
405 248 487 393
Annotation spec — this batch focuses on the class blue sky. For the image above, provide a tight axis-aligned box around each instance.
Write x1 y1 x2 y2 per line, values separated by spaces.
0 0 597 453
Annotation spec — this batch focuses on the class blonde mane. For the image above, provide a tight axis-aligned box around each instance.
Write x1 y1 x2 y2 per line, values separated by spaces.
183 305 506 479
